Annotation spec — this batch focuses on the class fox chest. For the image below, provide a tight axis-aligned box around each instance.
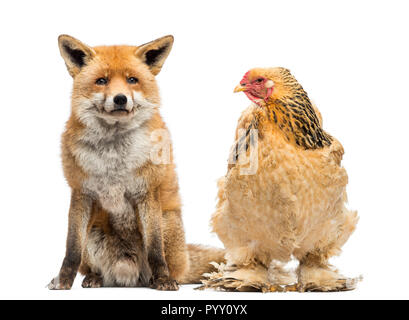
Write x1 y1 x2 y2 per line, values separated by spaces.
74 129 152 213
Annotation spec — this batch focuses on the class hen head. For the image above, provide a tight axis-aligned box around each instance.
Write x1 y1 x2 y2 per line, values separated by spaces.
234 67 295 106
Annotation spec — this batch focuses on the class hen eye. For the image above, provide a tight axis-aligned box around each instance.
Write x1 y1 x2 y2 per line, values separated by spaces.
95 78 108 85
256 78 264 83
127 77 139 84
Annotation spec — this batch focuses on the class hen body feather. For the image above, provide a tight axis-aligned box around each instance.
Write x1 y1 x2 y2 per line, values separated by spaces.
206 68 359 292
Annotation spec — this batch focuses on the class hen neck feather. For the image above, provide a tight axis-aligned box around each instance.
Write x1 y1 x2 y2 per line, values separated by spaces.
265 84 332 149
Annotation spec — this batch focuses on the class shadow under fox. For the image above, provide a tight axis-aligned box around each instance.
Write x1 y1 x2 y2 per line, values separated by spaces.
48 35 224 290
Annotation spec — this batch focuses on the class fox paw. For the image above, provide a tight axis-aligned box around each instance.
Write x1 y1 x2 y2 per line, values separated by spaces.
150 276 179 291
47 276 73 290
82 273 103 288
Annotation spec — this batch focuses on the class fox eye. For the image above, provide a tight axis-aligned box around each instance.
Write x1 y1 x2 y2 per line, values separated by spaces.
95 78 108 85
127 77 139 84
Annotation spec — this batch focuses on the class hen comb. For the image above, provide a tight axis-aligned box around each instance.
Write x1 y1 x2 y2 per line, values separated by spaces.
240 71 251 85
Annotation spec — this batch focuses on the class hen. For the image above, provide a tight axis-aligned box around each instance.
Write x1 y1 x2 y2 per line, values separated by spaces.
203 67 359 292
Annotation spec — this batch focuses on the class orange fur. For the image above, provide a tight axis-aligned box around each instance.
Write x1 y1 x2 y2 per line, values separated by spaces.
49 35 223 290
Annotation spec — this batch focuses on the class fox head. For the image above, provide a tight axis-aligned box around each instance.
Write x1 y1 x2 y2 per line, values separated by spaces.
58 34 174 127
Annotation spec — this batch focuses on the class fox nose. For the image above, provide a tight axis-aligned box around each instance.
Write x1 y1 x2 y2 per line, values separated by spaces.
113 94 127 106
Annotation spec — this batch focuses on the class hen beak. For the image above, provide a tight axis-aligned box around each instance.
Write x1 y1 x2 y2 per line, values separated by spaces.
234 84 246 93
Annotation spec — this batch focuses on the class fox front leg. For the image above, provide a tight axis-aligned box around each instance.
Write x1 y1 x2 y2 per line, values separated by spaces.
137 191 178 291
48 190 92 290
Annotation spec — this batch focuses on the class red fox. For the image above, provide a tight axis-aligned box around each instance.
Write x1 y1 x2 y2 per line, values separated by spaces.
48 35 224 290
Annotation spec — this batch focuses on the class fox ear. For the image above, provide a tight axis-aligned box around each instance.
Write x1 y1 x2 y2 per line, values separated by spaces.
58 35 95 77
135 35 174 75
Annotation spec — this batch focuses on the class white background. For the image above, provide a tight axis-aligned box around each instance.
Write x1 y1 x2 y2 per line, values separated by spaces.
0 0 408 300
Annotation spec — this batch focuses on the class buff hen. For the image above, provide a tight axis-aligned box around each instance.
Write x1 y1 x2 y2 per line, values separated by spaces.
202 67 359 292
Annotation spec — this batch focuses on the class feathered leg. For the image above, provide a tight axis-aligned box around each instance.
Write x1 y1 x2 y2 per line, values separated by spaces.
296 254 359 292
200 247 296 292
296 207 360 292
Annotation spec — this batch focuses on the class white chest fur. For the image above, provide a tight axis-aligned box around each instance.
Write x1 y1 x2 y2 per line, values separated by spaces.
73 122 152 213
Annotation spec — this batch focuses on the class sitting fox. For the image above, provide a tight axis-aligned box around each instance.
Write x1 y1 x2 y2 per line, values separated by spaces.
48 35 224 290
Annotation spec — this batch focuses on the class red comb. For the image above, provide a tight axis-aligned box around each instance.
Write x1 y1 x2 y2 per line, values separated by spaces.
241 71 250 84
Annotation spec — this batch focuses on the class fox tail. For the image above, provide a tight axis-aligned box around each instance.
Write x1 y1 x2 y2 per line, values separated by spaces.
180 244 226 284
